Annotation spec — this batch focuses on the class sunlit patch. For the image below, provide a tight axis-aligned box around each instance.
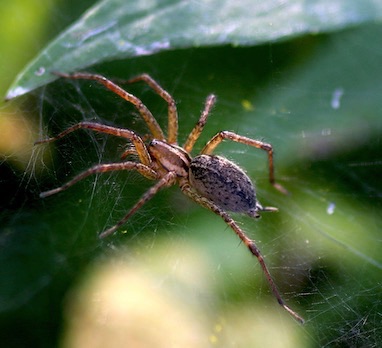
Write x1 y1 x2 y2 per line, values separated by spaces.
331 87 344 110
241 99 254 111
209 334 218 344
0 107 41 171
327 202 336 215
35 66 46 76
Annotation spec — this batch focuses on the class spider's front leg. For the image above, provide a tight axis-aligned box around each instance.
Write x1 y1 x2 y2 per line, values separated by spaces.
126 74 179 145
53 72 166 141
35 122 159 197
39 162 157 198
35 121 152 166
183 94 216 153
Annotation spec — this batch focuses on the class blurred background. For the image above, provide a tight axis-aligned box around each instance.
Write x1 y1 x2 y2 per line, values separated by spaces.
1 1 381 347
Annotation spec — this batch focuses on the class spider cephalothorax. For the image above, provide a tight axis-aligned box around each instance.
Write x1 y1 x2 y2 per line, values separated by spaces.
36 72 304 323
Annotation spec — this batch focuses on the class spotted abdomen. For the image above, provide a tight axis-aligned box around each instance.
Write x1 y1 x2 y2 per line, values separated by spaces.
189 155 259 217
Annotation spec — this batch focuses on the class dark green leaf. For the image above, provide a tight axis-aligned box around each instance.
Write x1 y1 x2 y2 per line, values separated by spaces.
6 0 382 99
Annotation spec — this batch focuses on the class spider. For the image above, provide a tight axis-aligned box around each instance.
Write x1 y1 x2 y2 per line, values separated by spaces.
36 72 304 324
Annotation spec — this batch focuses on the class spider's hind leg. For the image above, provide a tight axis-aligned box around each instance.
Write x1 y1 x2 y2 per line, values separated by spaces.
180 181 304 324
201 130 289 195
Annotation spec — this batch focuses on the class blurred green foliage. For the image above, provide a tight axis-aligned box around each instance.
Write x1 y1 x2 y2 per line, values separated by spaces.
1 1 382 347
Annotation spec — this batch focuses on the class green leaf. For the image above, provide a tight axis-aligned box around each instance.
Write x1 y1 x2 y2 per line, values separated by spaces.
6 0 382 99
2 0 382 346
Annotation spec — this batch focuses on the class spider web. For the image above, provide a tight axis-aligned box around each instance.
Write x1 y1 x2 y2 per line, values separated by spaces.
1 22 382 348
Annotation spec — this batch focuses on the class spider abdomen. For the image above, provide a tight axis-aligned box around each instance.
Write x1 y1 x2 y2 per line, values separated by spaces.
189 155 259 217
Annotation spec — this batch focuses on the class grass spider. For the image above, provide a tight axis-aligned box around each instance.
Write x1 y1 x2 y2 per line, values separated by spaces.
36 72 304 324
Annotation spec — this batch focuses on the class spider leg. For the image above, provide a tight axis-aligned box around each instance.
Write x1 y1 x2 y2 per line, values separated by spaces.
120 146 138 160
183 94 216 153
40 162 157 198
126 74 178 145
53 72 165 140
99 171 177 239
35 121 152 166
180 181 304 324
201 131 288 194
